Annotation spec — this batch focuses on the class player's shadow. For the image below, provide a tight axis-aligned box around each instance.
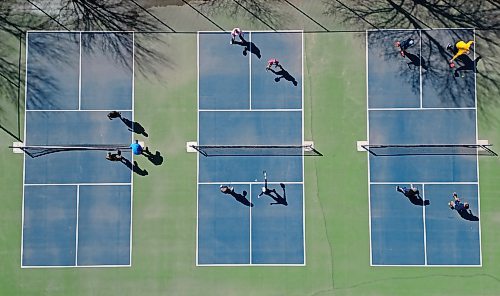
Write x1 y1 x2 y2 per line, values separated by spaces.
454 55 481 78
120 157 148 176
227 190 253 207
403 50 428 71
457 209 479 221
142 147 164 166
120 117 149 137
406 194 430 206
269 67 298 86
232 37 261 59
262 183 288 206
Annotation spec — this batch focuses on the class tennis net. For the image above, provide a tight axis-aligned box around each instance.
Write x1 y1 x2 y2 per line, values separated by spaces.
361 144 497 156
11 144 131 158
190 144 322 157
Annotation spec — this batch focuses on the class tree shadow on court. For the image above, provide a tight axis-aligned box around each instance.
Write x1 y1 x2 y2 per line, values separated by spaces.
457 209 479 222
223 189 253 207
269 66 298 86
142 147 164 166
323 0 500 125
261 183 288 206
120 157 148 176
120 117 149 137
232 37 262 59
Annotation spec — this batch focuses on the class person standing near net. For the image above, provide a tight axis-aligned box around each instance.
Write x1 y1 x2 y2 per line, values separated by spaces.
230 28 244 45
449 192 470 211
446 40 474 68
258 170 276 197
106 150 123 161
220 185 234 194
130 140 145 155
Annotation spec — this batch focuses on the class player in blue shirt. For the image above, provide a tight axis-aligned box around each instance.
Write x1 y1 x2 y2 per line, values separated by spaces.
130 140 144 155
449 192 469 211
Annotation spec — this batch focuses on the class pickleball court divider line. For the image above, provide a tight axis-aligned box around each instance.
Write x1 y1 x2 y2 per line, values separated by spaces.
422 183 427 265
195 31 200 266
75 185 80 265
365 30 374 266
473 29 483 266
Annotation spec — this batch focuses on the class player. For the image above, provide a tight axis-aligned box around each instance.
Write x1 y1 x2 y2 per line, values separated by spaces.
447 40 474 68
107 111 121 120
230 28 244 44
266 58 281 71
449 192 470 211
106 150 123 161
395 38 415 57
258 170 275 197
396 186 421 199
220 185 234 194
130 140 144 155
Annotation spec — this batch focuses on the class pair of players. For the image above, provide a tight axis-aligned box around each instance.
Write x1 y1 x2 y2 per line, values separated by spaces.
395 37 474 69
230 28 282 72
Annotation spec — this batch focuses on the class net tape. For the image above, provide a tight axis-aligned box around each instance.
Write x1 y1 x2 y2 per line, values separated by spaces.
190 144 322 157
361 144 497 156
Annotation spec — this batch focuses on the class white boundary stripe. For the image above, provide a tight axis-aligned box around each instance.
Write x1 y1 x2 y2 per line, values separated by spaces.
367 27 474 32
199 181 303 185
422 184 427 265
78 32 82 110
370 264 481 267
129 31 135 267
75 185 80 265
419 30 423 108
22 264 132 268
25 183 132 186
301 30 306 265
473 29 483 265
249 31 252 110
26 109 133 112
370 181 479 185
197 263 306 267
26 30 135 33
197 29 303 34
196 31 200 266
249 186 252 264
198 109 302 112
21 31 29 268
365 30 373 266
368 107 476 111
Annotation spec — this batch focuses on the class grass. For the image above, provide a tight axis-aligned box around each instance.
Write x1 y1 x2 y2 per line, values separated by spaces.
1 3 500 295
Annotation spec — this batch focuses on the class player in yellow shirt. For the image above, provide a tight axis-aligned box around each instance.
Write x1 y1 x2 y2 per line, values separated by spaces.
447 40 474 68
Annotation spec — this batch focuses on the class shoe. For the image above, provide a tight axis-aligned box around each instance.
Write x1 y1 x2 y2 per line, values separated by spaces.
446 43 452 51
230 39 234 45
396 186 401 192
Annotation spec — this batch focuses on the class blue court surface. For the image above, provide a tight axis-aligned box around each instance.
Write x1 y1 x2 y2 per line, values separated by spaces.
22 32 134 267
197 31 305 265
367 29 481 266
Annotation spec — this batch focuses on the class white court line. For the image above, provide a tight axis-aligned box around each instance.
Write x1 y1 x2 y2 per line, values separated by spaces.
20 31 29 268
365 30 374 266
370 264 481 267
366 28 474 32
198 109 302 112
196 263 305 267
473 29 483 266
26 30 135 33
198 181 303 185
78 32 82 110
195 31 200 266
22 264 131 269
75 185 80 265
301 30 306 265
249 185 252 264
129 31 135 267
422 184 427 265
370 182 479 185
419 30 423 108
26 109 133 112
25 183 132 186
368 107 476 111
249 31 252 110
